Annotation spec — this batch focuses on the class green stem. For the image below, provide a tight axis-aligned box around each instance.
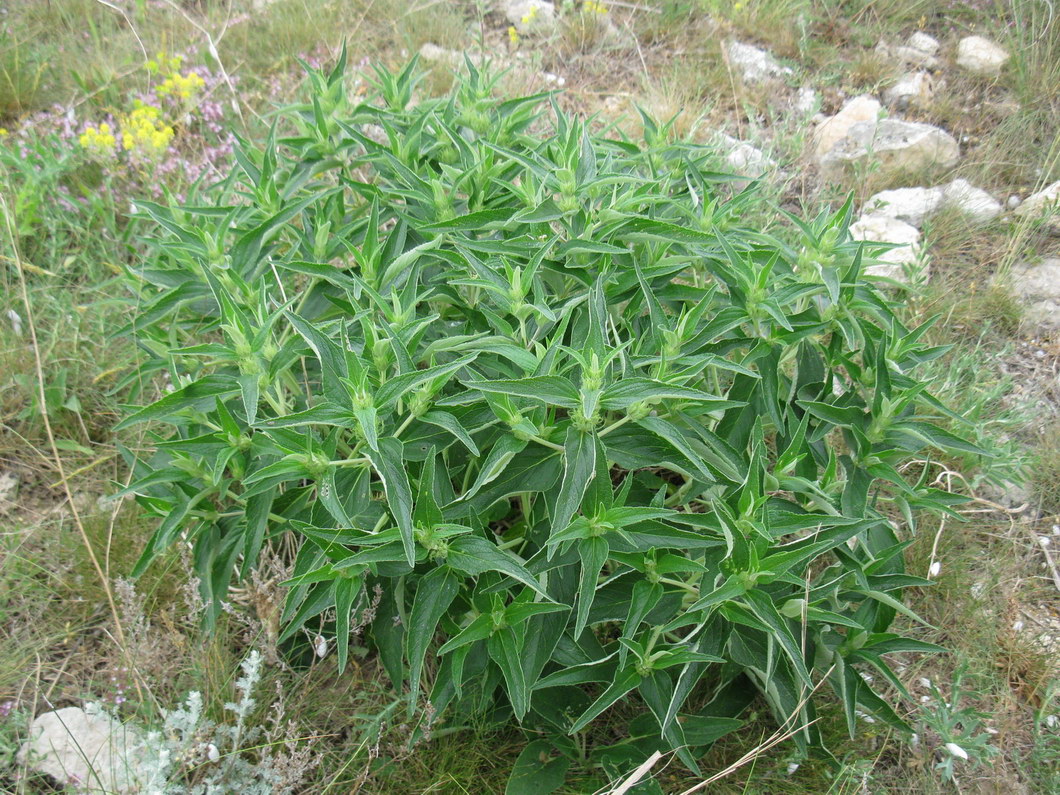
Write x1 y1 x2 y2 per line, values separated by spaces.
393 413 417 438
528 434 564 452
598 414 633 437
330 457 369 467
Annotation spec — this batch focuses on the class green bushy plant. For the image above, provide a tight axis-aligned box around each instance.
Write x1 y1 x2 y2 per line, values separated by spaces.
117 54 984 784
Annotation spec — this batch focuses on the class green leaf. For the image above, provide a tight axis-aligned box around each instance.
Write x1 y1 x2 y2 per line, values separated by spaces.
335 575 362 673
468 376 581 409
406 566 460 715
574 536 609 638
505 740 570 795
446 535 549 598
489 626 530 719
419 410 480 455
551 427 597 536
115 375 239 430
376 353 477 408
600 378 739 411
366 437 416 565
569 666 641 733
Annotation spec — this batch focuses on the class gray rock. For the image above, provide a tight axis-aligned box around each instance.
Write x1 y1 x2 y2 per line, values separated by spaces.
876 40 940 70
813 95 880 157
884 71 934 110
864 186 945 226
849 213 924 281
18 706 150 793
863 180 1000 227
0 470 16 513
794 86 818 115
1015 181 1060 232
820 118 959 181
956 36 1010 77
714 133 775 189
505 0 556 34
942 179 1002 222
1011 257 1060 330
725 40 793 83
907 31 940 57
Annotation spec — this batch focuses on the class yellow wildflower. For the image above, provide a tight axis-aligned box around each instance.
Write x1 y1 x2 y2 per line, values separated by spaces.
0 128 8 137
584 0 608 13
157 70 206 102
521 5 538 25
147 51 183 76
508 26 520 45
120 103 175 156
78 124 117 155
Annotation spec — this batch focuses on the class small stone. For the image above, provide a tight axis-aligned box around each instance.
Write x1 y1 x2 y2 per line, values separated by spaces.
725 40 793 83
820 118 959 181
1008 194 1022 209
713 133 775 189
504 0 556 35
863 186 944 227
941 179 1002 222
814 95 880 157
956 36 1010 77
876 40 940 70
884 71 934 110
1015 181 1060 232
418 42 461 65
1010 257 1060 330
848 213 923 281
18 707 149 794
794 86 818 115
0 470 16 513
907 31 940 56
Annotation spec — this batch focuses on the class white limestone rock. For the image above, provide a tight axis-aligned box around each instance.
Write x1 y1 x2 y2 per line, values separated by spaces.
848 213 923 281
907 31 940 57
1010 257 1060 330
864 180 1000 227
864 186 945 226
1015 181 1060 232
956 36 1010 77
504 0 556 35
714 133 775 189
18 707 150 794
884 71 934 110
820 118 959 181
813 95 881 157
794 86 818 115
725 40 793 83
942 179 1002 222
876 39 940 70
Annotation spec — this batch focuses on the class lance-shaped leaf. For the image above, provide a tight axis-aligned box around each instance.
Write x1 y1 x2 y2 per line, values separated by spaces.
366 437 416 565
574 536 609 638
115 375 240 430
406 566 460 716
446 535 549 599
376 353 478 409
551 426 597 537
335 575 363 673
569 665 642 733
489 626 530 719
466 375 581 409
419 410 479 455
599 378 740 412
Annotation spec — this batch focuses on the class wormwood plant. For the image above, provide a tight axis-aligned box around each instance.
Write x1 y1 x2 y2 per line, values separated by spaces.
118 56 982 783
